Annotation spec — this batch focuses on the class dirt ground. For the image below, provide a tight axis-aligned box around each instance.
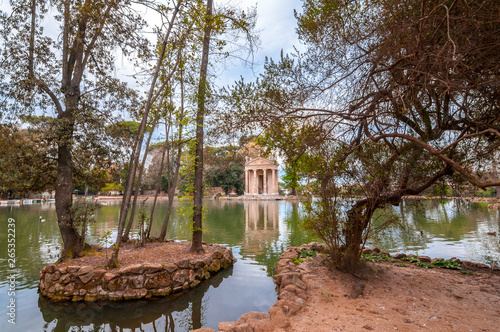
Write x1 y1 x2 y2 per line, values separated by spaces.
59 241 219 271
274 255 500 332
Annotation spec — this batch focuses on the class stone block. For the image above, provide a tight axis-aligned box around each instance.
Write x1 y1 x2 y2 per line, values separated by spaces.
108 291 123 301
208 259 221 272
44 264 57 273
151 287 172 297
67 266 80 273
145 271 171 289
118 264 144 275
79 271 95 284
144 263 163 273
123 288 147 300
108 277 128 292
163 263 178 273
213 251 224 259
84 293 98 302
128 275 144 289
219 321 238 332
173 269 190 288
176 259 191 269
417 256 432 263
77 266 93 275
104 272 116 282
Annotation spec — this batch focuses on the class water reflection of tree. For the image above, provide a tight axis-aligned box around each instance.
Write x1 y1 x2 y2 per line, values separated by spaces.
38 266 231 331
370 200 499 261
251 202 318 276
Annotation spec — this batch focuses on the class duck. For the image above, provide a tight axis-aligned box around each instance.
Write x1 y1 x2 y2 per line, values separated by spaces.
415 230 423 235
39 216 45 223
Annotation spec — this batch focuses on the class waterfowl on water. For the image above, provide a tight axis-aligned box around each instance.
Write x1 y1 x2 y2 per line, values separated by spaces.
39 216 45 223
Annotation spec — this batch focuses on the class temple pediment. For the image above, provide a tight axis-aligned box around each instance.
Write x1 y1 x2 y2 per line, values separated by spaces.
245 157 278 168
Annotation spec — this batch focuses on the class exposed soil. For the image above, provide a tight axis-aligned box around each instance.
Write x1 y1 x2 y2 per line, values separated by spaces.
59 241 219 272
282 256 500 332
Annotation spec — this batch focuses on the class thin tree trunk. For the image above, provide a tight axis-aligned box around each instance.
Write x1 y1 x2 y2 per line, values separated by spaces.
123 107 162 241
190 0 213 253
493 158 500 198
80 182 89 248
108 0 183 267
157 87 184 241
158 67 185 241
147 113 172 238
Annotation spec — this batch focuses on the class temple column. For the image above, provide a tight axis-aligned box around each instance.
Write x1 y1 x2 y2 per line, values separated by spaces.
272 169 276 194
244 170 248 195
263 169 267 194
253 169 257 194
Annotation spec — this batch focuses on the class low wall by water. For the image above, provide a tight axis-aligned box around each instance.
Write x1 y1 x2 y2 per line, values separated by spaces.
38 245 235 302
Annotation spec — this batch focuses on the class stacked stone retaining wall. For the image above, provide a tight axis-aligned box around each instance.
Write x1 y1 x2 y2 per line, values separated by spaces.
39 245 235 302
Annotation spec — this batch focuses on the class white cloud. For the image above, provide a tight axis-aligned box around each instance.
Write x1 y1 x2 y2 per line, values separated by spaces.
215 0 303 87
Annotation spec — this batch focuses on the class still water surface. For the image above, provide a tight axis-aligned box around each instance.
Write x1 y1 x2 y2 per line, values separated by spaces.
0 199 498 331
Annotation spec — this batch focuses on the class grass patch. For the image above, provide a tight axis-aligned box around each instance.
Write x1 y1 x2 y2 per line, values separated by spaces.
299 248 317 258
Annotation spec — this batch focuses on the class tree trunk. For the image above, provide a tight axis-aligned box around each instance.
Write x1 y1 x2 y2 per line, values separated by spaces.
493 158 500 198
340 203 373 272
190 0 213 253
55 107 82 260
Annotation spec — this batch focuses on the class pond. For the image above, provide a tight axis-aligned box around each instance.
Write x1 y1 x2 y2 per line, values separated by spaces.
0 199 498 331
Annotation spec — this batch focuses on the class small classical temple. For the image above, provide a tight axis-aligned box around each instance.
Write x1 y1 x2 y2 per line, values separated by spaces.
244 156 279 195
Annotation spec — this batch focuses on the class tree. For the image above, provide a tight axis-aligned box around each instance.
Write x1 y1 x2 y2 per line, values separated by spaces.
204 146 245 195
1 0 144 259
190 0 214 253
0 122 56 197
225 0 500 271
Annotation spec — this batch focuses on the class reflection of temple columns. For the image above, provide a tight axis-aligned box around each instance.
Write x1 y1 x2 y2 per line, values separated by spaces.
244 202 279 232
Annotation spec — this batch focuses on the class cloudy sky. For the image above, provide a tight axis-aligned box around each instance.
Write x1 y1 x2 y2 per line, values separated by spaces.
216 0 304 87
0 0 304 90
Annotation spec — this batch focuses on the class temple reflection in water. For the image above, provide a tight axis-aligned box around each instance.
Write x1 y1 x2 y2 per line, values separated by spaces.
244 201 280 231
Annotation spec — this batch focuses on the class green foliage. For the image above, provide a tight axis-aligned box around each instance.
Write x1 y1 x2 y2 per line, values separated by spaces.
415 261 434 269
201 145 246 195
402 257 465 271
0 124 56 197
100 182 124 195
292 257 304 265
299 248 317 258
476 188 497 198
430 182 452 197
100 230 113 265
362 253 396 263
430 259 461 270
401 256 419 263
137 205 150 246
